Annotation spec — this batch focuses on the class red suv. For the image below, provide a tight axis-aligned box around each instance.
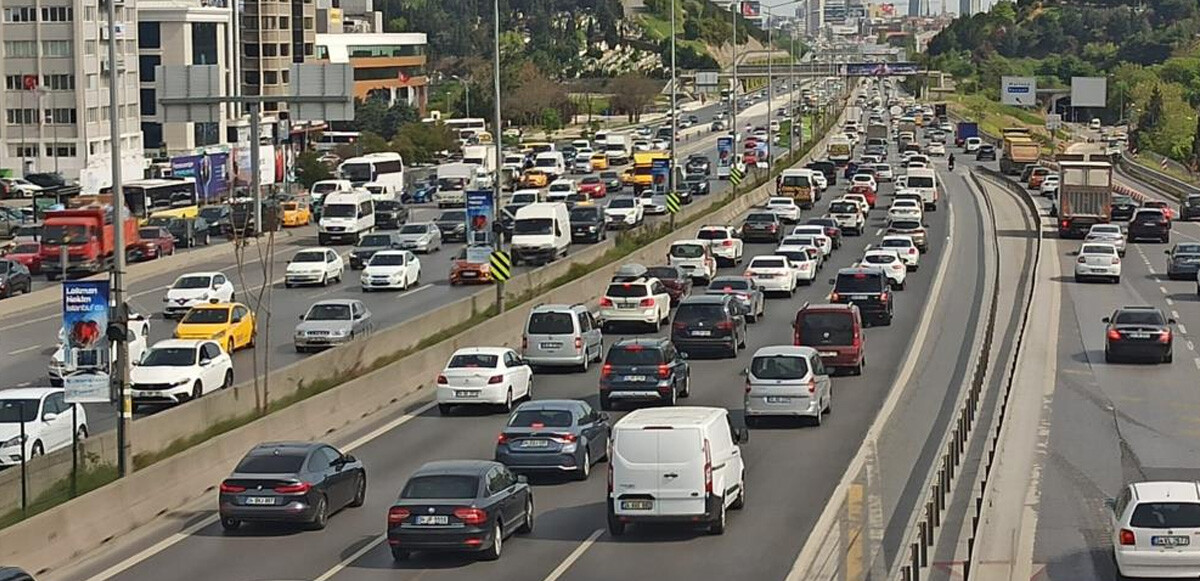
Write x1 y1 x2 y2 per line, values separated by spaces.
793 303 865 375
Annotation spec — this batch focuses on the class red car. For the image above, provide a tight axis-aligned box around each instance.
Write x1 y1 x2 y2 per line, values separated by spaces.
133 226 176 262
1144 200 1174 221
849 184 877 208
578 176 607 198
6 241 42 274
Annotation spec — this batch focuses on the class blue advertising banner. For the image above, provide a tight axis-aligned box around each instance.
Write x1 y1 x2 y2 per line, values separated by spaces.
171 152 230 202
651 159 670 194
845 62 920 77
466 190 495 245
61 281 111 404
717 137 733 169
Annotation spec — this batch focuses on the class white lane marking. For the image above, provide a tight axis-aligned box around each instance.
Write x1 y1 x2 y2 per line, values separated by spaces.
1180 324 1189 335
875 228 883 236
395 283 433 300
1167 298 1175 306
83 401 436 581
7 344 43 355
1194 358 1200 370
542 528 606 581
1161 286 1169 294
1187 340 1195 351
311 535 387 581
1173 310 1181 319
14 381 32 387
4 312 62 331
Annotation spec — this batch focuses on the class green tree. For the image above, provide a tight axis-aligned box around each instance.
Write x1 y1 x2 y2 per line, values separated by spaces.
1190 111 1200 170
358 131 391 154
541 108 563 136
295 151 332 190
991 1 1017 25
1143 85 1165 133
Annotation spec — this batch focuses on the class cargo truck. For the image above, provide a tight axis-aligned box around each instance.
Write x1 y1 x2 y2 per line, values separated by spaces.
866 124 888 142
1000 136 1040 175
40 207 140 280
1056 160 1112 238
778 169 818 208
955 122 979 147
827 136 853 165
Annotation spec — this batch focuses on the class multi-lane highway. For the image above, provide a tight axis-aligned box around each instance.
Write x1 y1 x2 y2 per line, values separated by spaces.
53 117 1001 581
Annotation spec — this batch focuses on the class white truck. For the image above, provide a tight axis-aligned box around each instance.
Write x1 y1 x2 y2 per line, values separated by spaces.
604 135 632 166
462 145 498 176
434 163 489 208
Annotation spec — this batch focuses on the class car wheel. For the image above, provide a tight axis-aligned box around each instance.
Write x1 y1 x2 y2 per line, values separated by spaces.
30 440 44 457
607 503 626 536
518 497 534 533
220 517 241 532
731 478 746 510
222 370 233 389
390 547 410 561
227 338 236 354
500 389 513 413
599 393 612 411
1105 349 1115 364
438 403 452 416
348 473 367 507
482 522 503 561
579 352 590 373
308 495 329 530
680 375 691 398
320 273 329 286
191 381 203 401
708 498 727 535
825 390 833 414
811 406 823 427
576 449 591 481
1165 349 1174 364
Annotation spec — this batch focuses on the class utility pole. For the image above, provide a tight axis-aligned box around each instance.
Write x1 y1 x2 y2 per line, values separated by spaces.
767 6 774 183
492 0 505 314
250 104 262 235
669 0 678 198
789 34 796 160
731 2 739 152
106 0 131 477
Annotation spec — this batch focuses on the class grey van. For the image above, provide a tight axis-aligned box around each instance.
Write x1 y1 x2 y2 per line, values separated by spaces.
522 304 604 371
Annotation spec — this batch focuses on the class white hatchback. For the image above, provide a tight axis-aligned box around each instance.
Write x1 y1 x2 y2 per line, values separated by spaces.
1110 481 1200 579
879 235 921 270
130 339 234 407
860 249 908 290
436 347 532 415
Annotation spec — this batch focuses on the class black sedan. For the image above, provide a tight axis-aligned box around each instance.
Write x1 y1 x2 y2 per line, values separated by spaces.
147 216 211 248
387 460 532 561
1103 306 1175 364
494 400 610 480
375 200 410 230
600 171 623 193
975 144 997 161
0 259 32 298
435 210 468 242
685 155 711 176
198 204 230 237
684 173 710 197
218 441 366 531
1165 243 1200 280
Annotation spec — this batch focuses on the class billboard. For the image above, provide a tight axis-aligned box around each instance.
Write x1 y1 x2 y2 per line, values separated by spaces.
1071 77 1107 108
651 159 670 194
740 1 761 17
1001 76 1037 106
717 136 733 169
61 281 111 404
844 62 920 76
170 152 230 202
232 144 278 187
465 190 494 245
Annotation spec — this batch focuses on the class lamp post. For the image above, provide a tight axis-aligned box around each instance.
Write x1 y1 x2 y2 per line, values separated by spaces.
491 0 505 313
669 0 678 198
452 75 471 118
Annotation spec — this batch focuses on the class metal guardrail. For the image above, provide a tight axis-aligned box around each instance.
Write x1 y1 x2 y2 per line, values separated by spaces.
1115 153 1200 202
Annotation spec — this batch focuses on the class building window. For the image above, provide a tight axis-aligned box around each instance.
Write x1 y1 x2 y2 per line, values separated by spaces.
279 16 289 29
192 22 218 65
139 21 161 49
46 143 77 157
281 69 289 83
142 122 163 150
280 43 290 56
44 108 78 124
304 17 313 29
263 43 277 57
139 56 161 82
4 75 23 91
4 41 38 57
243 43 259 57
243 71 259 86
5 109 37 125
84 6 95 20
263 70 278 85
261 16 276 29
42 40 72 56
140 89 156 115
10 144 37 158
43 74 75 90
195 122 219 147
87 108 99 123
305 43 314 56
3 7 37 22
41 6 72 21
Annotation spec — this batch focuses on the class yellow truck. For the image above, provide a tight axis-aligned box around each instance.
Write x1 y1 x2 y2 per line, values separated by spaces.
1000 136 1041 176
631 151 670 192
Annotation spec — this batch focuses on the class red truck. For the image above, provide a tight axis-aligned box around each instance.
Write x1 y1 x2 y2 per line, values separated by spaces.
40 207 140 280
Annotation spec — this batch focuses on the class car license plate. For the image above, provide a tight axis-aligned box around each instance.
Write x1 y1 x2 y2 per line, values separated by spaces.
621 500 653 510
1091 268 1107 273
819 351 838 357
766 396 791 404
415 515 449 525
619 303 637 309
757 273 776 278
624 375 647 382
692 330 712 336
539 342 563 349
1152 535 1190 547
244 497 274 505
850 295 868 301
454 390 478 398
1129 332 1150 339
519 439 550 448
461 271 477 277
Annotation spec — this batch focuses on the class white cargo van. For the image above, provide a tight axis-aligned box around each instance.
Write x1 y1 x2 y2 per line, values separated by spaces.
905 167 939 211
318 190 375 245
310 179 352 204
533 152 567 181
607 407 747 536
605 136 632 165
511 202 570 266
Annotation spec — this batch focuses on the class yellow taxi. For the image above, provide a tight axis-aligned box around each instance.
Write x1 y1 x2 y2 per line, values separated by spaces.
521 169 550 188
620 168 637 187
280 200 312 227
590 152 610 171
174 302 256 354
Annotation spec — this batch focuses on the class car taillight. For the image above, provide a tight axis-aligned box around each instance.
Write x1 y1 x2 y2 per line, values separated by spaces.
768 224 778 231
1061 220 1069 229
909 248 917 254
1107 329 1121 341
497 433 509 445
219 482 246 494
880 292 890 303
601 363 612 379
607 455 614 492
744 270 755 277
703 439 713 495
522 336 528 350
488 374 504 384
716 320 733 330
600 297 613 307
673 322 687 330
1119 528 1135 546
575 337 583 352
274 482 311 494
437 374 448 384
807 378 817 394
657 364 671 378
831 292 840 301
454 507 488 525
1112 257 1120 265
852 333 862 348
639 298 656 307
1158 330 1172 344
723 240 734 247
554 433 577 443
388 507 411 524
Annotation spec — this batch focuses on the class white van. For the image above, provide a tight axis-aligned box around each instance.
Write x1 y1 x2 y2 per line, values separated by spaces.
905 167 939 211
533 152 567 181
310 179 353 204
318 190 375 245
362 181 399 203
607 407 748 536
668 239 717 282
511 202 570 266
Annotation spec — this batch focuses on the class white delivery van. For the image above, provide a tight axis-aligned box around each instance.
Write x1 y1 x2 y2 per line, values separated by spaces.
362 181 399 203
510 202 570 266
533 152 567 181
318 190 375 245
607 407 748 536
905 167 939 211
605 136 632 166
310 179 353 205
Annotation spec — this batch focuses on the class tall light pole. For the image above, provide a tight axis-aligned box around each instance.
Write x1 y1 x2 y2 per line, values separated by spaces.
731 2 739 149
669 0 678 197
790 33 796 160
491 0 505 313
766 5 774 183
106 0 130 476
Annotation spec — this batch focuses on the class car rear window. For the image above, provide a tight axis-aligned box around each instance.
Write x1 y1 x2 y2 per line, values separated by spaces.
607 283 649 297
709 278 750 291
448 354 499 368
891 220 921 230
235 453 306 474
401 475 479 499
670 244 706 258
799 312 854 345
607 345 665 365
1081 245 1115 255
908 177 934 188
835 272 884 293
1114 310 1165 325
697 229 729 240
646 266 680 280
751 258 787 269
830 202 858 213
751 354 810 380
746 213 776 222
527 312 575 335
674 303 726 323
1131 502 1200 529
864 254 896 264
508 409 573 428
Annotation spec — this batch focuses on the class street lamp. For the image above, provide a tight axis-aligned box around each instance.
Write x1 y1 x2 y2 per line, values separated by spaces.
669 0 678 197
451 74 471 118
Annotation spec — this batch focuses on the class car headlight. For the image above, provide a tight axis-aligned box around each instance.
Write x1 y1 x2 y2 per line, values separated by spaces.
209 330 226 339
2 435 28 447
169 378 191 387
330 329 349 337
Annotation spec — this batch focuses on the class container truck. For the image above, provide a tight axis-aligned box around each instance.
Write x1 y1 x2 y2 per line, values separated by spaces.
40 207 140 280
1056 160 1112 238
955 122 979 147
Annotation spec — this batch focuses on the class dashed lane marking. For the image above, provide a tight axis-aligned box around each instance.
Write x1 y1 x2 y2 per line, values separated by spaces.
6 344 43 356
542 528 606 581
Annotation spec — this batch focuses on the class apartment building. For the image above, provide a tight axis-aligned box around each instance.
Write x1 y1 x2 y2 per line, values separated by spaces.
241 0 315 115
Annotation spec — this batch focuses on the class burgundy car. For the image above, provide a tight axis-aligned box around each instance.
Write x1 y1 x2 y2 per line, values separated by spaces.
6 241 42 274
133 227 176 262
646 265 693 306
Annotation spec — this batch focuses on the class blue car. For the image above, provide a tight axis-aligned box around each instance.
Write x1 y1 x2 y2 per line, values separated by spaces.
495 400 610 480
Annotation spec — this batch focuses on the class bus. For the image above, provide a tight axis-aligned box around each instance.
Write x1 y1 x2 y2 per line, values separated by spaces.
337 152 405 190
100 177 199 221
314 131 361 152
443 118 488 143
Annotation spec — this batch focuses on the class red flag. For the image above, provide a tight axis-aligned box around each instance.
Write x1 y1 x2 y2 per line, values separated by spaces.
399 72 409 83
22 75 37 91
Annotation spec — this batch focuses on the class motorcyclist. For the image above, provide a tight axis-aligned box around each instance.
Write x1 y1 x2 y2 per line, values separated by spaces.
948 153 956 170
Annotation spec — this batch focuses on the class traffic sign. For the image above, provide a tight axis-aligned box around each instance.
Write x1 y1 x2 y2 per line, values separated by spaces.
666 192 681 214
489 250 512 282
1046 113 1061 131
730 163 745 185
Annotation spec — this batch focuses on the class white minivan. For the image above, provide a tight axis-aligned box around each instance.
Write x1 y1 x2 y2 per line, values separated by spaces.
510 202 571 266
318 190 375 245
607 406 748 536
905 168 939 211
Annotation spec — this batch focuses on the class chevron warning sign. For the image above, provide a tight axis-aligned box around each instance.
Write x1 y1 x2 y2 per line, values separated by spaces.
730 164 745 185
489 250 512 282
666 192 681 214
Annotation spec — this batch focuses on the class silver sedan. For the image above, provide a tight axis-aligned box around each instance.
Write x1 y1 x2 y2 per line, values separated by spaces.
294 299 373 352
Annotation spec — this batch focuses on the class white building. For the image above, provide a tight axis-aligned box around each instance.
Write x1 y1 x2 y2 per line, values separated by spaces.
1 0 145 191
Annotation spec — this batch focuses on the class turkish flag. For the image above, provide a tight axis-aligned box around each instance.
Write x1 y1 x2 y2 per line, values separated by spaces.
399 72 409 83
22 75 37 91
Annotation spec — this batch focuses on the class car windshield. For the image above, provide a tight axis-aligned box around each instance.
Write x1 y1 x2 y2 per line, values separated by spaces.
0 399 39 423
674 303 726 323
751 354 810 380
448 353 499 368
401 475 479 499
570 208 599 221
836 273 883 293
670 244 705 258
181 307 230 324
138 228 161 239
1130 502 1200 529
376 200 399 211
292 251 325 263
582 177 600 184
306 303 351 320
142 347 197 367
527 312 574 334
399 224 429 234
12 243 39 254
438 211 466 222
1113 310 1165 325
830 202 858 213
601 172 618 179
1176 244 1200 254
41 225 88 245
199 207 225 220
607 283 649 297
514 218 552 235
371 253 409 266
323 204 357 218
709 278 750 291
607 345 664 365
358 234 393 247
235 452 306 474
173 275 212 289
508 409 573 428
609 199 635 209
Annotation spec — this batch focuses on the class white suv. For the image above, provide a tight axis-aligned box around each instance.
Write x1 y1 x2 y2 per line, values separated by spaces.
879 235 921 270
129 339 234 408
697 225 744 265
827 200 865 236
744 255 798 296
599 277 673 332
1109 481 1200 578
859 249 908 290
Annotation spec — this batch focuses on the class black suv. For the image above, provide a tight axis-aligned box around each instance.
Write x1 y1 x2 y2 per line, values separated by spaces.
1180 194 1200 221
685 173 710 197
1111 194 1139 221
741 211 783 243
569 205 607 243
806 160 837 185
374 200 410 230
435 210 468 242
1128 209 1171 243
1103 306 1175 363
671 295 747 358
975 144 997 161
829 266 894 325
685 155 712 176
1165 243 1200 280
598 337 690 410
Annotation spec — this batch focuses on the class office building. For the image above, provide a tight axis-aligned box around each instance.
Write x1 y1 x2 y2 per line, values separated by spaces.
315 32 427 113
1 0 145 191
806 0 824 36
240 0 316 115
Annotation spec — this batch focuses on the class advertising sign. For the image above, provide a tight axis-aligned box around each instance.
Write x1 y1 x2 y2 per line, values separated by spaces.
1001 76 1037 106
465 190 495 245
170 152 230 202
740 1 761 17
61 281 111 404
233 144 278 187
651 159 670 194
717 136 733 169
1070 77 1107 108
844 62 920 77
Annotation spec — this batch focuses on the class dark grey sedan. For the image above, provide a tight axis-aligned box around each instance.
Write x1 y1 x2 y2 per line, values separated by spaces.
435 210 468 242
387 460 532 561
349 232 401 269
1166 243 1200 280
706 276 766 322
218 441 366 532
495 400 610 480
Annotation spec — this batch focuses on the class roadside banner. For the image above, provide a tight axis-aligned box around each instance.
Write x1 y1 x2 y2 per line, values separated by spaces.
61 281 111 404
717 136 733 171
170 152 230 202
466 190 495 245
652 159 670 194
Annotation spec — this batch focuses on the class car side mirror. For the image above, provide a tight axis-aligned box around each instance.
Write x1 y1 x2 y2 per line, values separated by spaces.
1169 318 1177 324
1101 316 1110 323
599 412 611 423
298 314 305 321
741 367 749 377
42 411 58 423
828 278 836 285
341 454 356 464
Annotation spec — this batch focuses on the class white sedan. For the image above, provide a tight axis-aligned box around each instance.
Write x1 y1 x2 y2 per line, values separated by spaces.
860 249 908 290
1085 224 1126 256
0 388 88 465
744 255 798 296
1074 243 1121 283
785 228 833 257
360 250 421 291
775 245 820 285
888 200 924 222
436 347 532 415
129 339 234 408
162 272 236 318
766 197 802 223
285 248 345 287
927 142 947 156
